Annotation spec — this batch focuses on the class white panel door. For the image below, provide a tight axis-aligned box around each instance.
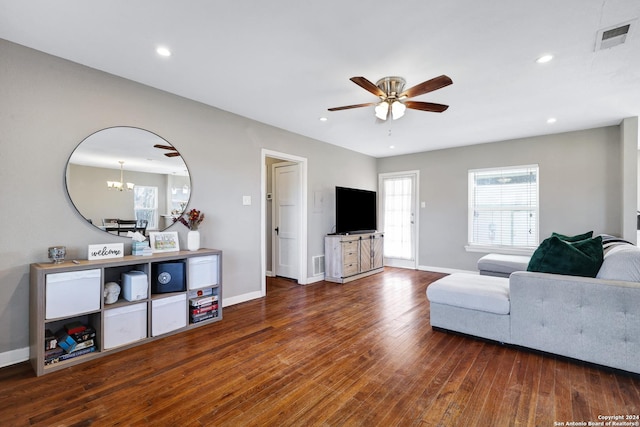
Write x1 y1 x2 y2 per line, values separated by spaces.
274 163 300 279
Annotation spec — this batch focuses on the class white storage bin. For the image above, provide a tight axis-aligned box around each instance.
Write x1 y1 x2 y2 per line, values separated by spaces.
188 255 219 290
151 294 187 337
45 269 101 319
103 302 147 349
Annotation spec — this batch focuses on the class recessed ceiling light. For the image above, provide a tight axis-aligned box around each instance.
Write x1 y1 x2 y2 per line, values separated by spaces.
389 145 395 149
319 117 328 122
547 117 557 124
536 54 553 64
156 46 172 57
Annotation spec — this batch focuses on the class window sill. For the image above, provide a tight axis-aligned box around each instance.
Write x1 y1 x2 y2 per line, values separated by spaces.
464 244 536 256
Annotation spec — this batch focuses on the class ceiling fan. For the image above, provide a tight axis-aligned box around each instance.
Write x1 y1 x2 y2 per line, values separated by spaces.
328 75 452 121
154 144 181 157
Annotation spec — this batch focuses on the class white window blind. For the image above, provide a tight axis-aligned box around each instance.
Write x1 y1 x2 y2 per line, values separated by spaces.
468 165 539 249
134 186 159 230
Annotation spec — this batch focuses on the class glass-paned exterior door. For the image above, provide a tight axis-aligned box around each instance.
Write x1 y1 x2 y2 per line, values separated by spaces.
380 171 418 268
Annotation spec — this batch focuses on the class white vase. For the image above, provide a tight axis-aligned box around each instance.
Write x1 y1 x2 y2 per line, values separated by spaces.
187 230 200 251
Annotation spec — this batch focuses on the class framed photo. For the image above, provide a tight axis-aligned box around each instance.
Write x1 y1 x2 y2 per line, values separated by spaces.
149 231 180 253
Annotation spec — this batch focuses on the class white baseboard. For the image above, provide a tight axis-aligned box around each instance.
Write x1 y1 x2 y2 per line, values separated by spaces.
418 265 478 275
0 346 29 368
303 275 325 285
266 270 275 277
222 291 264 307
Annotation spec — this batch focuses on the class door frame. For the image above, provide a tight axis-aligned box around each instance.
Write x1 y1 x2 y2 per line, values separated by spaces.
378 170 419 269
261 149 308 296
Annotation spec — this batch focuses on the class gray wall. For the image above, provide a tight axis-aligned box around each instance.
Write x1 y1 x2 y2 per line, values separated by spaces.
377 126 622 271
0 39 376 356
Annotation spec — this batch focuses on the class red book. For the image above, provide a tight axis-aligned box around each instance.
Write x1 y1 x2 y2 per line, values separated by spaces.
64 321 87 335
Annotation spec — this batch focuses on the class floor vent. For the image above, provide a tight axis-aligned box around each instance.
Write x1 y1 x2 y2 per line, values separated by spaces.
595 20 634 51
312 255 325 276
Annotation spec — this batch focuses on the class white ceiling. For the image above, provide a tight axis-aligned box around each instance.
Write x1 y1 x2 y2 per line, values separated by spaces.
1 0 639 158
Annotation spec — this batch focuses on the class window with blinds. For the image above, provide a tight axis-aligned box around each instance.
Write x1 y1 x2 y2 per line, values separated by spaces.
468 165 539 249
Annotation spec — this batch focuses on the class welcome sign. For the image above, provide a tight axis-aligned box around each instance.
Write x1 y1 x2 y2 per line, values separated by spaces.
88 243 125 260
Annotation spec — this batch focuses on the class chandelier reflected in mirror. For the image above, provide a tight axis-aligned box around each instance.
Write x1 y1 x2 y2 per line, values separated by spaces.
107 160 134 191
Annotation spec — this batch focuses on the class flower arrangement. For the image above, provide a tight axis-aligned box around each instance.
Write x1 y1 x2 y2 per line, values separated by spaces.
175 208 205 231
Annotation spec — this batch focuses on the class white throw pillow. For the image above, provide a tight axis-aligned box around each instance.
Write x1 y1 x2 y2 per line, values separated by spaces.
596 244 640 282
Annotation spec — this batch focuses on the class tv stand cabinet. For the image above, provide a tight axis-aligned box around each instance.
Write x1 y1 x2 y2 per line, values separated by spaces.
325 232 383 283
30 249 222 376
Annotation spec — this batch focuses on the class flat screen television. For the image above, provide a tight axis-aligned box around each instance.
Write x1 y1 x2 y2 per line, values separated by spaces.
335 186 377 234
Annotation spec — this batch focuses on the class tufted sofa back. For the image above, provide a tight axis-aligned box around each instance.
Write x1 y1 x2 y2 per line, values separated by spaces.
509 271 640 374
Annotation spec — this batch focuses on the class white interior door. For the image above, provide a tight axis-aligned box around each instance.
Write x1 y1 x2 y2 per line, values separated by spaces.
273 162 300 279
380 171 419 269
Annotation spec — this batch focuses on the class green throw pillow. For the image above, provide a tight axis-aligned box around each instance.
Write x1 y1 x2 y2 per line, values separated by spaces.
527 235 603 277
551 231 594 242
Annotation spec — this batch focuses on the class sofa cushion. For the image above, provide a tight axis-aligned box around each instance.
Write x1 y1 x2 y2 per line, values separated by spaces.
551 230 593 242
596 244 640 282
426 273 510 315
527 235 603 277
477 253 531 277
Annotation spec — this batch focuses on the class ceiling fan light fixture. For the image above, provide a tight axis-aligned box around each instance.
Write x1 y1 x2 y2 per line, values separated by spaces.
375 102 390 120
391 101 406 120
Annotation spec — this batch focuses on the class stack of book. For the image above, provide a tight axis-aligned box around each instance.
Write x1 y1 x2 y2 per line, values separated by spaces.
189 292 219 324
44 322 97 366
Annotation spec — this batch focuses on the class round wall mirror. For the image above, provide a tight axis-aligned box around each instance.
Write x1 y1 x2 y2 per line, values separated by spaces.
65 126 191 236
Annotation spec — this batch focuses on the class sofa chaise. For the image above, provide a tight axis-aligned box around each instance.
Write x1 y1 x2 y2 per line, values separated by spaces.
427 240 640 375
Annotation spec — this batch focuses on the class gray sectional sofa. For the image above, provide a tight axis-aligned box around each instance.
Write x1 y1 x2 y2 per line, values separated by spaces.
427 243 640 375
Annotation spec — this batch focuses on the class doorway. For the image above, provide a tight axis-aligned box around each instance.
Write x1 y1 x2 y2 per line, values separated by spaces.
261 150 308 296
379 171 419 269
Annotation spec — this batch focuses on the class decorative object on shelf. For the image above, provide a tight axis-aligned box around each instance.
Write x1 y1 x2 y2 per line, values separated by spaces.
175 208 205 230
175 208 205 251
129 231 151 256
187 230 200 251
107 160 135 191
104 282 121 304
47 246 66 264
87 243 124 260
148 231 180 253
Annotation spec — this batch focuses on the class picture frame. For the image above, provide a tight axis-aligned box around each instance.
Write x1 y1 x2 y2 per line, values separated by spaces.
148 231 180 253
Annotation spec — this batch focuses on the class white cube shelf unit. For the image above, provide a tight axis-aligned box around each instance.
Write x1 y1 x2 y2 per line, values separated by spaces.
30 248 222 376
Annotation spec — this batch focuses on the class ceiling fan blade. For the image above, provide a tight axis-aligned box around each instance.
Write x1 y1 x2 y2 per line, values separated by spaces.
404 101 449 113
328 102 377 111
164 152 181 157
154 144 177 151
350 76 386 97
399 75 452 99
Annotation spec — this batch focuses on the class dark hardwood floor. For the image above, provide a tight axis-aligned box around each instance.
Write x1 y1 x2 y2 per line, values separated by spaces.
1 268 639 426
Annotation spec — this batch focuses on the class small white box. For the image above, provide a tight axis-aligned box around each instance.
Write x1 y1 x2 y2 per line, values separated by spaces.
188 255 219 290
152 294 187 337
45 269 101 319
122 271 148 301
104 303 147 349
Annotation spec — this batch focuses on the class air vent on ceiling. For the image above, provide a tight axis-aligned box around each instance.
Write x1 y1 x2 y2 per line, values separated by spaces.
595 20 635 50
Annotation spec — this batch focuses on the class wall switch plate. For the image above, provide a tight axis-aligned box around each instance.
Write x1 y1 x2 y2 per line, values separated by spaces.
243 196 252 206
421 201 426 208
